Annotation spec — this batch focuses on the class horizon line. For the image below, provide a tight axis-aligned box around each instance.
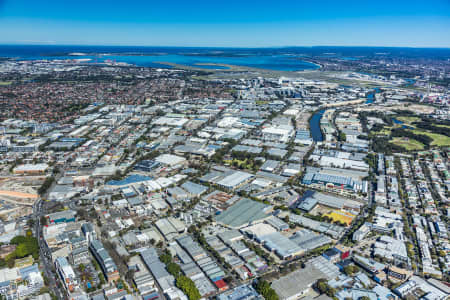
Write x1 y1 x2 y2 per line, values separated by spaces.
1 43 450 50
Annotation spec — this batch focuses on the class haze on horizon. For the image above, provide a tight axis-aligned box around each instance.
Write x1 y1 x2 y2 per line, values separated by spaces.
0 0 449 48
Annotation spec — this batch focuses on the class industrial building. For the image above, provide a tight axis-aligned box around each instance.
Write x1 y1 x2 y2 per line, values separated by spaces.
296 190 362 213
271 263 327 300
217 284 262 300
155 217 186 241
13 163 49 175
215 198 271 229
302 167 368 194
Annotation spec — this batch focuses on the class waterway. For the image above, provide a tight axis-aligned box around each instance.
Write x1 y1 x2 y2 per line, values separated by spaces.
309 110 325 142
392 118 404 125
0 45 320 71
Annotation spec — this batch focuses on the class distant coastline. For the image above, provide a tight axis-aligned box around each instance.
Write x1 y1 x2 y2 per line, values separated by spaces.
1 45 449 72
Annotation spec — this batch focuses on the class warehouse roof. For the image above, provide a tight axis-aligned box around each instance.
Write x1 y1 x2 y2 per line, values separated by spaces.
14 163 49 172
272 265 325 300
217 171 254 189
261 232 303 258
181 181 208 196
215 198 270 228
155 154 186 166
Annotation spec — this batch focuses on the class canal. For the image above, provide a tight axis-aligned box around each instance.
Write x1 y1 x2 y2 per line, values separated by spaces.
309 109 325 142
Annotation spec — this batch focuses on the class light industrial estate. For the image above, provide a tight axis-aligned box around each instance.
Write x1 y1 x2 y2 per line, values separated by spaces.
0 47 449 300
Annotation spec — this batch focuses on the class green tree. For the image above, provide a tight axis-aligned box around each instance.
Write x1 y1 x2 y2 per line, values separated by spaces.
176 276 201 300
167 262 181 277
159 253 172 264
255 280 279 300
15 244 29 258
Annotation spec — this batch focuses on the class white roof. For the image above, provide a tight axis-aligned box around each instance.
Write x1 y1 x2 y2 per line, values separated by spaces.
14 163 49 172
252 178 272 187
262 127 291 135
242 223 277 237
155 154 186 166
0 267 21 282
145 180 162 191
217 171 253 188
152 117 188 127
217 117 240 128
155 177 174 187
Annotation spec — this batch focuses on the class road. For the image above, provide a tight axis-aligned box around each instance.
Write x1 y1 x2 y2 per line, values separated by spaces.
32 168 67 299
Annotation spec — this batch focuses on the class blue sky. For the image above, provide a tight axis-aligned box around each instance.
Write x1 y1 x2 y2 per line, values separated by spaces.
0 0 449 47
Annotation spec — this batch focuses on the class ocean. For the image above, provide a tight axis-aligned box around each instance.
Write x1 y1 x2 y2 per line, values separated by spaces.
0 45 449 71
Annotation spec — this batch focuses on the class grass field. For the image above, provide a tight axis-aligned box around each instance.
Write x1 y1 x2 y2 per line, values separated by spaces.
411 130 450 146
436 124 450 129
391 137 424 151
324 210 355 226
396 116 420 124
374 127 392 136
0 81 12 86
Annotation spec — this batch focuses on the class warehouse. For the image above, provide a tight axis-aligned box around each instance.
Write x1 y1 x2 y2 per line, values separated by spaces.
289 214 345 239
373 235 408 264
271 264 326 300
267 148 288 158
152 116 188 127
242 223 277 240
302 168 368 194
180 181 208 197
281 163 301 177
259 232 303 259
290 229 332 252
308 255 340 279
155 217 186 241
297 190 362 212
232 145 263 154
265 216 289 231
262 125 294 143
215 198 270 229
216 171 254 190
296 196 318 212
217 284 261 300
13 163 49 175
260 160 279 172
154 154 186 167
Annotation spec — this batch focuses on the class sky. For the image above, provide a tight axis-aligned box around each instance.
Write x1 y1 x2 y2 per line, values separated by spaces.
0 0 449 47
